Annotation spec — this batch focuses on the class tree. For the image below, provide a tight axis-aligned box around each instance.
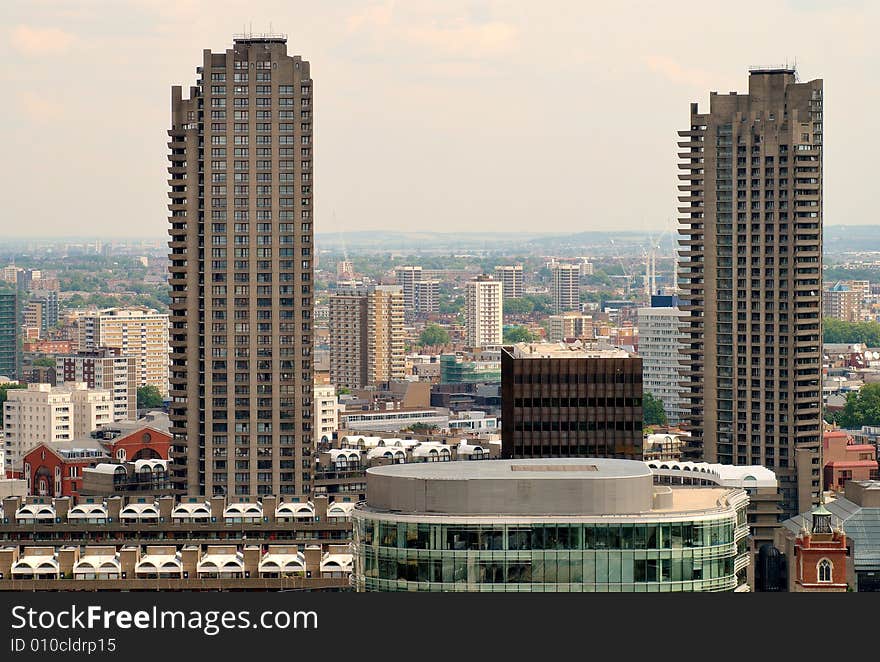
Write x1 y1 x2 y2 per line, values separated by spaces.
823 318 880 345
503 325 535 343
137 385 164 409
0 383 26 406
643 393 668 426
836 384 880 428
439 295 465 315
419 324 450 346
503 298 535 315
524 294 554 314
32 357 55 367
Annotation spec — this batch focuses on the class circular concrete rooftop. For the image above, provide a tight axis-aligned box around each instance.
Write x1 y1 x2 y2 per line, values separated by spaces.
364 458 655 516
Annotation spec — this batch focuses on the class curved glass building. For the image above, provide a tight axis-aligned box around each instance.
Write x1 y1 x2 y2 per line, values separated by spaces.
353 458 750 592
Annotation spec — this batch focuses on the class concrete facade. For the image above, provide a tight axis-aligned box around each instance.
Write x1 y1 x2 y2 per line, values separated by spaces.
465 275 503 349
168 36 314 497
678 68 823 519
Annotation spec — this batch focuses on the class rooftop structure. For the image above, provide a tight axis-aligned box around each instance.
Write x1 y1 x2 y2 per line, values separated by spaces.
507 342 632 360
353 458 750 592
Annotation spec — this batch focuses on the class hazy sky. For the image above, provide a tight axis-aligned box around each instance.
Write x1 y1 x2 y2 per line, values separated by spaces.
1 0 874 238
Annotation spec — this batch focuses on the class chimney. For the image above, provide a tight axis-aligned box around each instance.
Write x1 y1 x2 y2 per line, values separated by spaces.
243 546 261 577
57 547 79 578
180 546 200 577
304 545 322 576
2 496 22 522
158 496 174 522
118 547 139 578
262 495 277 523
0 547 19 579
54 497 71 520
210 496 226 520
106 496 122 522
314 494 328 520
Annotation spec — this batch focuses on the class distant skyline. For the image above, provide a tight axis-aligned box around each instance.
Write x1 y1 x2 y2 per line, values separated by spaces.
1 0 874 237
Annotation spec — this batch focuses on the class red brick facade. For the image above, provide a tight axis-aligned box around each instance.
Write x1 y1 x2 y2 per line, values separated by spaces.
22 426 170 500
793 509 849 592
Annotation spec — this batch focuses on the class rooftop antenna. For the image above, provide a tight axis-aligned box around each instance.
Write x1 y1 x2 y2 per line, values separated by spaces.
334 210 351 268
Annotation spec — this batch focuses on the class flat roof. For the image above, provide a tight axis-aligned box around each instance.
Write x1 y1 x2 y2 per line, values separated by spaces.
366 457 651 482
506 342 632 360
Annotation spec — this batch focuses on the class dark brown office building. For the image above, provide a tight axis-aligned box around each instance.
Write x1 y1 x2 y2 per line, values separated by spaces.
677 67 823 518
168 35 314 497
501 343 643 459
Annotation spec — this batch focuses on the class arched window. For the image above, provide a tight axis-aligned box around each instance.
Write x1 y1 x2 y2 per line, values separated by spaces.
817 559 832 583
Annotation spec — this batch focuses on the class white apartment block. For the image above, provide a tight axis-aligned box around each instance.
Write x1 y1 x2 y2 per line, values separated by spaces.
548 312 596 342
414 280 440 315
550 263 581 313
77 308 170 397
394 266 423 316
493 265 524 299
466 276 503 348
637 306 688 426
55 350 138 422
315 384 339 444
2 383 113 473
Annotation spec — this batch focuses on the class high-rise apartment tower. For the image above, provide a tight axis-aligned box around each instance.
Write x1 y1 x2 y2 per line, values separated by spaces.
494 265 524 299
465 275 503 348
550 263 581 313
328 285 404 390
0 291 18 379
168 35 314 497
678 68 823 517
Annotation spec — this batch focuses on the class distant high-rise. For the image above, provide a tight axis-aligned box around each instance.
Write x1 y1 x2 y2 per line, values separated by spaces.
0 291 18 379
336 260 355 281
78 308 169 397
550 263 580 313
465 275 503 348
414 279 440 316
547 311 596 342
56 348 138 422
823 282 864 322
168 35 314 497
329 285 404 390
637 304 687 426
678 67 823 518
29 290 58 336
394 266 422 319
3 383 113 474
494 265 524 299
501 343 643 459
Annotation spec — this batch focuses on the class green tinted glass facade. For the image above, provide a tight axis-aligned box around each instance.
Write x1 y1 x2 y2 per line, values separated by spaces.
0 291 18 380
354 509 749 592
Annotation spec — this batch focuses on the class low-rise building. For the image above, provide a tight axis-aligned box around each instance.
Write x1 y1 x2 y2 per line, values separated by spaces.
773 481 880 591
439 353 501 384
339 407 449 433
3 383 113 474
823 429 878 492
55 349 138 422
0 541 350 591
353 458 750 592
21 419 170 498
315 384 339 445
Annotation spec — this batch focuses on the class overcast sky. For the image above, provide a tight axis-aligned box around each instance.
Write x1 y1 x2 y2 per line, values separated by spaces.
1 0 874 238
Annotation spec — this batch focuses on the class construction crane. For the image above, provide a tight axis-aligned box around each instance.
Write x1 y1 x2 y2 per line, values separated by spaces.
608 239 632 297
